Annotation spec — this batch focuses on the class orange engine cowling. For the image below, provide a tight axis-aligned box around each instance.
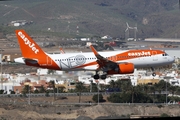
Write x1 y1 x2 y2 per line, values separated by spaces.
118 63 134 74
106 63 134 75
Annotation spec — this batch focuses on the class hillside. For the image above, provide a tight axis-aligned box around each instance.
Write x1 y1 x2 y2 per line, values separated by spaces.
0 0 180 39
0 96 180 119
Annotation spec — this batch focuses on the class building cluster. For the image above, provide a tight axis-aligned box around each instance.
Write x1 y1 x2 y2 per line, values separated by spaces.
9 20 33 27
0 67 180 94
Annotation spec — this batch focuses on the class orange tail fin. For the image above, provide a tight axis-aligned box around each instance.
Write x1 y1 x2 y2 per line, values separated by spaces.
15 30 46 58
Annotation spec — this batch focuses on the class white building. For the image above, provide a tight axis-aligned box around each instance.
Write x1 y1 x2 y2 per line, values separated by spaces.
37 68 63 75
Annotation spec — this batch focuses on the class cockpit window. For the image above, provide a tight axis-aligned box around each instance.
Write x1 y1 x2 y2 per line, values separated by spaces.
162 53 168 56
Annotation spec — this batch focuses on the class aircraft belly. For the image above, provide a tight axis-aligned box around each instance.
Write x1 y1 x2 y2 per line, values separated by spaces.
133 57 170 68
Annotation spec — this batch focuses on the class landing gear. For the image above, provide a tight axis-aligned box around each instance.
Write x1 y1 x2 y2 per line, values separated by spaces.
100 74 107 80
151 67 156 76
93 74 99 79
93 71 107 80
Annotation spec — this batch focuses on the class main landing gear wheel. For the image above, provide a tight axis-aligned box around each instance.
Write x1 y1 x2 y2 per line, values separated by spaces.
100 74 107 80
93 74 107 80
93 74 99 79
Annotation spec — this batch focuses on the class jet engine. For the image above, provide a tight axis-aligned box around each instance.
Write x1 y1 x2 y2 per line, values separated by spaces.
107 63 134 75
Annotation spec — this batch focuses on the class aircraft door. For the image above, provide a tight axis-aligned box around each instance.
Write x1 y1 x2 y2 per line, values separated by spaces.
152 51 158 61
111 56 117 61
47 56 52 65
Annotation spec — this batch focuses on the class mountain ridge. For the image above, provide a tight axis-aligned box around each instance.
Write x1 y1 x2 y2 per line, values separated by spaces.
0 0 180 39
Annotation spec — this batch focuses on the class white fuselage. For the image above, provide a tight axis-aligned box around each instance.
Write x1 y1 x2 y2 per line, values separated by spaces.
14 50 174 71
47 50 174 70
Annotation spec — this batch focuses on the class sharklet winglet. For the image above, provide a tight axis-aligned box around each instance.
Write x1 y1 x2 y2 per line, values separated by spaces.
90 45 99 56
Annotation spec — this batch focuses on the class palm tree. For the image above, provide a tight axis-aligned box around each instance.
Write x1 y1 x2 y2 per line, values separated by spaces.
169 85 177 96
22 85 32 94
75 82 85 103
48 80 55 101
175 87 180 95
157 80 170 93
149 85 156 103
131 85 135 103
109 80 115 88
91 83 98 92
131 84 143 103
39 85 46 93
143 84 149 94
121 80 132 93
115 79 122 89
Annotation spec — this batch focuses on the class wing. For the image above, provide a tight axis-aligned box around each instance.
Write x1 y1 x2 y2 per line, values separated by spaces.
89 45 118 72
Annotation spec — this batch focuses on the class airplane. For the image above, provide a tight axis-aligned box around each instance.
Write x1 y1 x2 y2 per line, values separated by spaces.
14 30 175 80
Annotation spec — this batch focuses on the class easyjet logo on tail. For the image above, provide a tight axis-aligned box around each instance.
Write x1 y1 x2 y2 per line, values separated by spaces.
18 31 39 54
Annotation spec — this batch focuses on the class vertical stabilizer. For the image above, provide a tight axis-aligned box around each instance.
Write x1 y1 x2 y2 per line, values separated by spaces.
15 30 46 58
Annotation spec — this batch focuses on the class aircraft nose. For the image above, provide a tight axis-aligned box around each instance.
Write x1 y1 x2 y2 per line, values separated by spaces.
169 56 175 63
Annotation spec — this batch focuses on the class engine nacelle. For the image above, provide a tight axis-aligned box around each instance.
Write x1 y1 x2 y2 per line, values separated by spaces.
119 63 134 74
106 63 134 75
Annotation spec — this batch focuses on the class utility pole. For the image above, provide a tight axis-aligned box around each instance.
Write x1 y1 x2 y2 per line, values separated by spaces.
90 80 92 92
97 80 99 105
0 49 4 90
28 85 31 105
166 79 167 105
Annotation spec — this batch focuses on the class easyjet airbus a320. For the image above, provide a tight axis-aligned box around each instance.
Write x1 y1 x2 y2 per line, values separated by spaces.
14 30 174 79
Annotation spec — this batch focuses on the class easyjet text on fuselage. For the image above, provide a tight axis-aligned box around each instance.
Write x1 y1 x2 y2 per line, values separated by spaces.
128 51 151 56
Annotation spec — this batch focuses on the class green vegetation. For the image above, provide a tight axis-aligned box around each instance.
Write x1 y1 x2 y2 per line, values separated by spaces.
92 94 104 103
1 78 180 104
45 91 49 97
106 80 180 103
75 82 86 103
160 113 170 117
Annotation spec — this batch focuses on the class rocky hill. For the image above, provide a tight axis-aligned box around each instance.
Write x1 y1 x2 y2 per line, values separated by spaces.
0 0 180 39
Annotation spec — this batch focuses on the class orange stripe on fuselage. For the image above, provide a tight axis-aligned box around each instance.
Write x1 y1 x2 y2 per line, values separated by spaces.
72 49 165 69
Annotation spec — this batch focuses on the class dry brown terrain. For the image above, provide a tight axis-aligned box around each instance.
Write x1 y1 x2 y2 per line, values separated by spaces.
0 95 180 120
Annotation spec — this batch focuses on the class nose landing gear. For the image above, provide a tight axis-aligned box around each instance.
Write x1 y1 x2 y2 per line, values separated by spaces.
151 67 156 76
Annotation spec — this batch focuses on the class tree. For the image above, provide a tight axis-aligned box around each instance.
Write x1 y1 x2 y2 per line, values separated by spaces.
149 85 156 103
21 85 32 97
109 80 115 88
91 83 98 92
39 85 46 93
75 82 86 103
175 87 180 95
10 90 15 94
121 80 132 93
143 84 149 94
107 93 122 103
0 90 4 94
22 85 32 94
92 94 104 103
169 86 177 96
34 89 39 93
48 80 55 101
156 80 170 94
58 86 66 93
115 79 122 88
